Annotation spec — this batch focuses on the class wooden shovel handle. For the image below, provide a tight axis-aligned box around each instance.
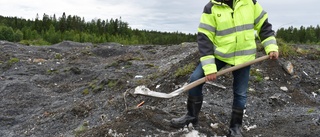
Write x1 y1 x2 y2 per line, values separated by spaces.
183 55 270 91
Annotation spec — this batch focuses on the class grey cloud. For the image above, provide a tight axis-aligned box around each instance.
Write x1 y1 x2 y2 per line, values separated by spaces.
1 0 318 33
260 0 319 29
118 0 206 33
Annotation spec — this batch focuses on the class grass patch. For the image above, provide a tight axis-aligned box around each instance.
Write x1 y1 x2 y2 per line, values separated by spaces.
19 39 51 46
250 69 263 83
105 61 119 68
107 80 118 88
277 38 297 57
82 88 89 95
54 53 63 59
82 79 108 95
105 60 133 69
80 50 92 56
174 62 196 77
74 121 89 137
47 68 58 74
307 108 315 114
1 57 19 70
144 63 155 67
8 58 19 66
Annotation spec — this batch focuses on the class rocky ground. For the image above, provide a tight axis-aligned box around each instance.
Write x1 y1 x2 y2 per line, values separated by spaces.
0 40 319 137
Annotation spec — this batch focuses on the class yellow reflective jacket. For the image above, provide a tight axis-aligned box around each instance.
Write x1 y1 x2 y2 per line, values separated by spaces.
198 0 278 75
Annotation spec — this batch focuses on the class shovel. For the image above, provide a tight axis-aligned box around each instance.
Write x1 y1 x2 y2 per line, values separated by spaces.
134 55 269 98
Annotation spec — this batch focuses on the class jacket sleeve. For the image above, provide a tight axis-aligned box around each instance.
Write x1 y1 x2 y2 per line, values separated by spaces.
253 1 278 54
197 2 217 75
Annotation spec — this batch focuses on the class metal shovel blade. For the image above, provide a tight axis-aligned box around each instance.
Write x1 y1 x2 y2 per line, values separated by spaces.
134 55 270 98
134 85 184 98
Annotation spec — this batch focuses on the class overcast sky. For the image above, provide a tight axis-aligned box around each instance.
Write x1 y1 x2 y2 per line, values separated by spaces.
0 0 319 34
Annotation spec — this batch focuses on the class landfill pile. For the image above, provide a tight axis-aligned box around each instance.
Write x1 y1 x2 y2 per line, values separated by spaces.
0 41 319 137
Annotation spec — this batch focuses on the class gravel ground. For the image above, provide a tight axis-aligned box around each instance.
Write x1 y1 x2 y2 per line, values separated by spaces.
0 41 319 137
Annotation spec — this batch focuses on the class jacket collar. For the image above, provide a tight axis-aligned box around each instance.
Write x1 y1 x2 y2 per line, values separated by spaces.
212 0 230 6
212 0 242 8
212 0 240 3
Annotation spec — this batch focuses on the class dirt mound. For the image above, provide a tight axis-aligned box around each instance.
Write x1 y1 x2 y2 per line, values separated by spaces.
0 40 319 137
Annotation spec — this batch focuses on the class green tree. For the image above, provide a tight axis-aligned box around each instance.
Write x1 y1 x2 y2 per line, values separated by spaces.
59 12 67 33
13 29 23 42
44 24 60 44
305 26 317 43
42 13 51 31
0 25 15 41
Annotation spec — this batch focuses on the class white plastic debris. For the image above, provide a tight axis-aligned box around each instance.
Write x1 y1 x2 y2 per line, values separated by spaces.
280 86 288 91
243 109 248 118
303 71 309 77
249 88 255 92
134 75 143 78
156 85 161 89
311 92 317 98
210 123 219 129
244 124 257 131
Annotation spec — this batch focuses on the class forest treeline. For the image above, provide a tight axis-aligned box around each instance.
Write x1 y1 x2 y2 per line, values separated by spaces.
0 13 319 45
276 25 320 44
0 13 196 45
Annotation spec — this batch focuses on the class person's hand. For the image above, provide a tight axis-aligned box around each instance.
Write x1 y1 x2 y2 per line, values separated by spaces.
205 73 217 81
269 51 279 60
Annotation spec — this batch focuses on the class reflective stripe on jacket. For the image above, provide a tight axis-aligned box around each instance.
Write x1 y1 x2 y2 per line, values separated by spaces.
198 0 278 75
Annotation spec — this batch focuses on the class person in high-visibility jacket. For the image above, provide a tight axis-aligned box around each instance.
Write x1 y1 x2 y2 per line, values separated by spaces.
171 0 279 136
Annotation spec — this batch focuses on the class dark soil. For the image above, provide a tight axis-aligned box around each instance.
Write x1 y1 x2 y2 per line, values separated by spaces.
0 41 319 137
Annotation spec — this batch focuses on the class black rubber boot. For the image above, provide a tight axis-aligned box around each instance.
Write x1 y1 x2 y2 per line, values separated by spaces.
227 108 244 137
170 95 203 128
